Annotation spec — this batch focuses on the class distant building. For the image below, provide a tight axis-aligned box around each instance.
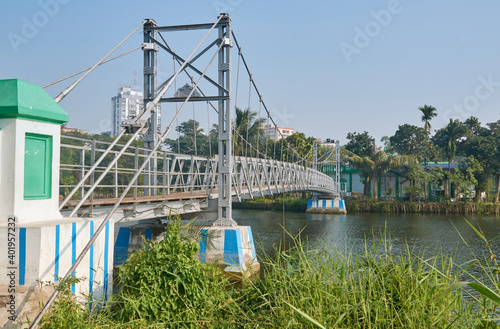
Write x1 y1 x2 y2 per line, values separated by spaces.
262 124 294 141
111 86 144 137
174 83 201 98
62 127 87 134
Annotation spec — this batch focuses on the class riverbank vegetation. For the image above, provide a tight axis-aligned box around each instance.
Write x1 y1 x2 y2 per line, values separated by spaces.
232 194 310 212
344 110 500 204
27 218 500 328
346 200 500 215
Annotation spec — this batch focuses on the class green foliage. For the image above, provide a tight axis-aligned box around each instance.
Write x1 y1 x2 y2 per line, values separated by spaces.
35 276 89 329
345 131 375 157
113 218 228 326
164 119 218 156
229 236 468 328
30 217 500 328
233 107 266 157
432 119 468 164
389 124 431 162
346 150 418 199
233 195 309 212
418 104 438 133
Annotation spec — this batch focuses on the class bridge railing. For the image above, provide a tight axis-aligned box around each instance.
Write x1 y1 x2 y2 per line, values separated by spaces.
59 135 336 212
59 135 216 207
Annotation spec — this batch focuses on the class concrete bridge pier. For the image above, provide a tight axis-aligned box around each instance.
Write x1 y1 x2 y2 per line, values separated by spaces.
306 197 347 214
0 79 113 326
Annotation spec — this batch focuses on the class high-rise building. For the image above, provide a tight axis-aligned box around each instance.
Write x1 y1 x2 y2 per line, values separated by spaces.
111 86 143 137
262 124 294 141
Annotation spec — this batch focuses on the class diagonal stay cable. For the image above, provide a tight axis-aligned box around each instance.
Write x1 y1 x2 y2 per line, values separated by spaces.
29 17 223 329
54 21 146 103
59 129 127 209
68 127 145 217
43 46 141 89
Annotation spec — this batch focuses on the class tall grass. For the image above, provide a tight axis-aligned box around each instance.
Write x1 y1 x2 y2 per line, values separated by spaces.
28 217 500 328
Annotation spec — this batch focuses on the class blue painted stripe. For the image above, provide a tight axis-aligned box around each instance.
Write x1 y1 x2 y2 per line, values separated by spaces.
145 228 153 241
316 200 319 210
224 229 244 267
247 227 257 261
104 221 109 299
54 225 60 282
71 222 76 293
89 221 94 294
199 228 208 262
322 200 326 210
307 199 312 209
113 228 131 266
19 228 26 285
339 199 345 209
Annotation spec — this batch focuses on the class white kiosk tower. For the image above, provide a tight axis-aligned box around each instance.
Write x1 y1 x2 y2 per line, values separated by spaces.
0 79 113 325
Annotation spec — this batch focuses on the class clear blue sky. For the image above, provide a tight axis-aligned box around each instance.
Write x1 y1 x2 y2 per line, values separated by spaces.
1 0 500 146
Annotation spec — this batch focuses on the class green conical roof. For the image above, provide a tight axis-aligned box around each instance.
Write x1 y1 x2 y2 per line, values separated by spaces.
0 79 68 125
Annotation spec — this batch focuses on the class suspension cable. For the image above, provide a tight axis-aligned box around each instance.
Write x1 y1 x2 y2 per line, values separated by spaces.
234 47 241 109
231 31 311 164
245 77 252 158
192 94 197 156
257 98 262 156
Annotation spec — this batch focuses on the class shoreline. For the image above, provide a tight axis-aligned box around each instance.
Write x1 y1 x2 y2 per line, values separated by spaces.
234 199 500 215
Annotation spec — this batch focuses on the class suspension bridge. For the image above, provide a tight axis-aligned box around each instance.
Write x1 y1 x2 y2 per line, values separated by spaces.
0 14 344 327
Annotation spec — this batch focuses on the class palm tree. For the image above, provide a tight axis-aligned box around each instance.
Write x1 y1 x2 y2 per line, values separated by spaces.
233 107 265 157
347 148 418 200
419 105 438 133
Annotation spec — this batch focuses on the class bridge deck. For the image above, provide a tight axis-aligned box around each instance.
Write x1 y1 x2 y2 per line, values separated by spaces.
61 190 210 209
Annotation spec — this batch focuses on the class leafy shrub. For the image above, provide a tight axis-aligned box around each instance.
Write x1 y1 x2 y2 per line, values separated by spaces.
112 218 229 326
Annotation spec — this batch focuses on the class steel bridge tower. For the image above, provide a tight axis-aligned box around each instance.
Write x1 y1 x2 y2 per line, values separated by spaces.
140 14 236 225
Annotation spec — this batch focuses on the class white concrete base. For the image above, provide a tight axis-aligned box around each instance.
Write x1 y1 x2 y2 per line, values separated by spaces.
306 198 347 214
189 225 260 279
0 217 114 323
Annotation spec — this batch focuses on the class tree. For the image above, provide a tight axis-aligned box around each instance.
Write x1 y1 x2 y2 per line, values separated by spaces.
344 131 375 158
460 123 498 202
164 119 215 156
432 119 467 198
233 107 265 157
380 136 394 155
418 104 438 133
487 119 500 202
463 116 487 136
346 150 417 199
389 124 430 160
449 156 483 202
402 163 431 202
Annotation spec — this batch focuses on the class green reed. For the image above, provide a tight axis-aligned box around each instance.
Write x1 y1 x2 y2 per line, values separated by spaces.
28 217 500 328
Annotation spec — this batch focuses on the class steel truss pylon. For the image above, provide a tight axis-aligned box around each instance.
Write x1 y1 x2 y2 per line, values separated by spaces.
139 14 236 225
213 14 236 226
143 19 160 196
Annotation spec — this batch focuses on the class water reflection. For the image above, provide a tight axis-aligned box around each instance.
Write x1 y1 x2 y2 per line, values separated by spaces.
233 210 500 266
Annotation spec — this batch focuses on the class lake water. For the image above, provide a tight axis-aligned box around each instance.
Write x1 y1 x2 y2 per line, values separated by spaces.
232 209 500 266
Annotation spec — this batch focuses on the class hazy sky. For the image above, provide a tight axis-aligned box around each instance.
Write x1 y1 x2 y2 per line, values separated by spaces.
1 0 500 146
